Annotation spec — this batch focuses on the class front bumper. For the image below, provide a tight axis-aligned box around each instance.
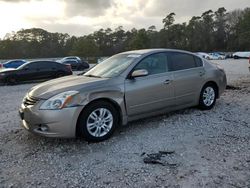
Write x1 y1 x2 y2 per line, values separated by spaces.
19 102 84 138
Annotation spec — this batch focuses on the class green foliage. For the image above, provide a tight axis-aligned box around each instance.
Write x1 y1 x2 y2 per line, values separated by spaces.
70 36 99 57
0 7 249 59
236 8 250 50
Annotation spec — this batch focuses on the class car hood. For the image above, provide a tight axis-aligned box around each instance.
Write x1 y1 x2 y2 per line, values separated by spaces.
29 75 109 99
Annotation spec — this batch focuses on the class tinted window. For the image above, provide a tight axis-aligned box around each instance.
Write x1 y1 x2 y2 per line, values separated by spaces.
169 52 197 71
65 61 77 65
134 53 168 75
194 56 203 67
25 63 38 70
38 62 55 69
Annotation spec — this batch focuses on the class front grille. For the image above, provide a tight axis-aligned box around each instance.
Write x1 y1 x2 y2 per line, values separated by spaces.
23 95 40 107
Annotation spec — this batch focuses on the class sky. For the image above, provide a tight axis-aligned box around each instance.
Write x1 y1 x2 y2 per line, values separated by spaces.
0 0 249 39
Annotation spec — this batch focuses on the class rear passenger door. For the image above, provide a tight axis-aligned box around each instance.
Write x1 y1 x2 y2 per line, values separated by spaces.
37 62 56 79
168 52 205 105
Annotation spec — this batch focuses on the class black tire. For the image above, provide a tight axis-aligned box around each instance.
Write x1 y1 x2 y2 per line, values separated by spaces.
77 101 118 142
198 83 217 110
6 77 17 85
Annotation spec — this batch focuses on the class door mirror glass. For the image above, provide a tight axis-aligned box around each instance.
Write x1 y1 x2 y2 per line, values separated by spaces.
131 69 148 78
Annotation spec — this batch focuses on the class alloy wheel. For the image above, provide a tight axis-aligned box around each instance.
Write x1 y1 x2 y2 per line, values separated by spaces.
202 86 215 106
86 108 113 137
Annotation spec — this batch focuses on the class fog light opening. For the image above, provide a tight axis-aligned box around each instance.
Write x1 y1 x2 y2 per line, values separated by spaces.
37 124 49 132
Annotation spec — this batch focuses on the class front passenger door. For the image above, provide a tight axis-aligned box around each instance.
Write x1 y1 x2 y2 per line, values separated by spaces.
17 63 39 81
125 53 175 116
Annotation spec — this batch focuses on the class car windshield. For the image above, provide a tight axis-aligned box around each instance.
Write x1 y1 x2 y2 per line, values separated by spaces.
84 54 140 78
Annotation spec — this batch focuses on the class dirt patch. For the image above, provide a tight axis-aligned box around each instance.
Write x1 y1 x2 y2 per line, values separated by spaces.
0 78 250 187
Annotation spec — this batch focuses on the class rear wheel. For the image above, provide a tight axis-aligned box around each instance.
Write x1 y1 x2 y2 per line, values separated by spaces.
77 101 118 142
199 84 217 110
55 72 64 78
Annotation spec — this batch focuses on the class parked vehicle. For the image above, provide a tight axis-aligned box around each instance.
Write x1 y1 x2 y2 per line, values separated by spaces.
19 49 227 142
0 60 72 85
233 51 250 59
59 56 82 63
0 59 26 69
61 59 89 71
209 53 226 60
196 52 211 59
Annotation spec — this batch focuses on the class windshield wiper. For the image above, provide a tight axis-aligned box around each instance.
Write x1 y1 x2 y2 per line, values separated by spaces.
84 74 102 78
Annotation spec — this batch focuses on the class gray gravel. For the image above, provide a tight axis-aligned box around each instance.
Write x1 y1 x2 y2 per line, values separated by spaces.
0 60 250 188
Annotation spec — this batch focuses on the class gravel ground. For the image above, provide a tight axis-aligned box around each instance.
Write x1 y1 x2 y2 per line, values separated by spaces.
0 60 250 188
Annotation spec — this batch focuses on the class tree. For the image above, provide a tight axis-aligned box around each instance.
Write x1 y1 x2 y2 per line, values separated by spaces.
128 29 149 50
163 13 176 30
70 36 99 57
214 7 228 50
0 7 250 60
236 8 250 50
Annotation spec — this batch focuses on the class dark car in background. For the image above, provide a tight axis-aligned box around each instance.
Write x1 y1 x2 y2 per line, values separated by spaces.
59 56 82 63
0 59 27 69
59 56 89 71
0 60 72 85
61 59 89 71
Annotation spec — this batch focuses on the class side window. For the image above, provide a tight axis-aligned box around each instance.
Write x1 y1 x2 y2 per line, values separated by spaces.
67 61 77 65
39 62 51 69
26 63 37 70
194 56 203 67
38 61 57 69
134 53 168 75
169 52 197 71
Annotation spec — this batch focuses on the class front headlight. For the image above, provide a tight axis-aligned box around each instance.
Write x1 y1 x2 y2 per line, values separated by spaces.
40 91 82 110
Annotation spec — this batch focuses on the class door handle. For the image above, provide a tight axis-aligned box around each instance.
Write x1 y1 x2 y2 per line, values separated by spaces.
164 80 172 85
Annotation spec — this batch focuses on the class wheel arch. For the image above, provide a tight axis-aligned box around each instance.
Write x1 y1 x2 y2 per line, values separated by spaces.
75 97 123 137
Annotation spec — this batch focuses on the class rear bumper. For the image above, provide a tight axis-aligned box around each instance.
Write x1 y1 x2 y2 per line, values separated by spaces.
219 73 227 97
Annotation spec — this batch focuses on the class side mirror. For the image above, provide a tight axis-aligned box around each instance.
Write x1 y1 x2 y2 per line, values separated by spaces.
131 69 148 78
24 67 29 71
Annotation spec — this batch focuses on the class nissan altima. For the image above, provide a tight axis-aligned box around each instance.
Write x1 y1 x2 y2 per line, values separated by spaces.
19 49 227 142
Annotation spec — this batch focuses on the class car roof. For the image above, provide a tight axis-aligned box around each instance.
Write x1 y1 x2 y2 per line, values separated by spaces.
29 60 58 63
62 59 78 62
63 56 80 59
119 48 195 56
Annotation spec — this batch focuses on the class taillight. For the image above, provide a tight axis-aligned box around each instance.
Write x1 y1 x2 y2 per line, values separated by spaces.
0 64 2 68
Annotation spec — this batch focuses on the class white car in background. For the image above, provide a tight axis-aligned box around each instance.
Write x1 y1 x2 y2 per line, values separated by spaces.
196 52 211 60
233 51 250 59
209 53 226 60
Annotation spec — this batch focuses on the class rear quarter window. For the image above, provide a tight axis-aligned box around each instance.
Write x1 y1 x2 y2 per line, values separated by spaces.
194 56 203 67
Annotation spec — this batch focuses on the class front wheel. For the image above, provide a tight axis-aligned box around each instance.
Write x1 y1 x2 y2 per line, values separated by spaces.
77 101 118 142
6 77 17 85
199 84 217 110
